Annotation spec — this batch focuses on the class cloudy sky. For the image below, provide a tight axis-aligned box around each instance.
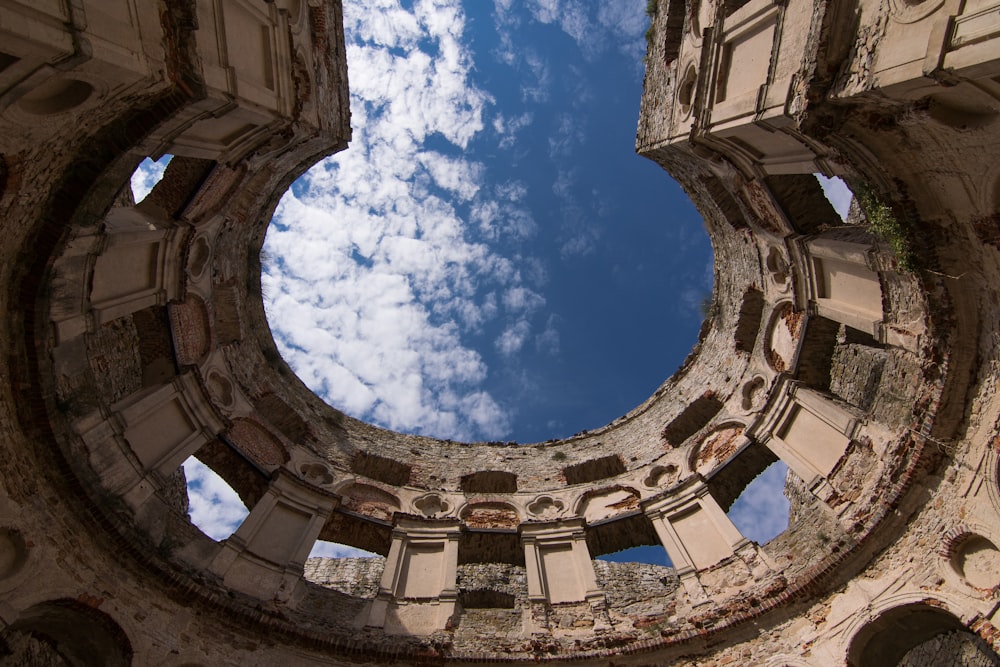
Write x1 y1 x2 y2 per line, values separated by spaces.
130 0 860 562
263 0 712 446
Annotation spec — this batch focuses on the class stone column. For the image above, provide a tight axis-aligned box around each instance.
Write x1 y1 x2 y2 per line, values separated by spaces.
366 516 461 635
89 221 184 325
143 0 297 163
750 378 859 504
210 470 337 605
81 373 224 508
644 480 752 604
520 519 608 631
803 237 883 338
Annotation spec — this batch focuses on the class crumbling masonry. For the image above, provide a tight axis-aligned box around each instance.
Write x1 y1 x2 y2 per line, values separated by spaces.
1 0 1000 664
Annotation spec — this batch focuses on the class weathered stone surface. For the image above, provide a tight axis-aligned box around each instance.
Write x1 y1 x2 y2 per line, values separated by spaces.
2 0 1000 663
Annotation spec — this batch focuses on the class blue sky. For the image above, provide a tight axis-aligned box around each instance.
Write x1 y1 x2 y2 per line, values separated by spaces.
262 0 712 445
126 0 862 562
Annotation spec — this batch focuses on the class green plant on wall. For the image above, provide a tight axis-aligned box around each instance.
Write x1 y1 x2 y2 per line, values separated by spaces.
858 186 917 272
645 0 657 48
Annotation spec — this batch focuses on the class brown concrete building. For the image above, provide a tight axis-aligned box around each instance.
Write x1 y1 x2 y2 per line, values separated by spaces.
1 0 999 663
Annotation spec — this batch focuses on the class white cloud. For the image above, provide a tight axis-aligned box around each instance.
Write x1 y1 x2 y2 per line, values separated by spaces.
130 155 171 202
183 457 248 541
495 319 532 356
263 0 551 442
727 461 791 544
495 0 647 64
815 174 853 221
309 540 378 559
502 286 545 313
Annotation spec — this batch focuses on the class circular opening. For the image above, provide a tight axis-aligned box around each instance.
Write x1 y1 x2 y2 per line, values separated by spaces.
17 78 93 115
953 535 1000 589
263 5 712 444
678 65 697 116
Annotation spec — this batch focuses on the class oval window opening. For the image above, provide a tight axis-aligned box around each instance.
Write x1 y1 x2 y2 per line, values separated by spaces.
262 3 712 444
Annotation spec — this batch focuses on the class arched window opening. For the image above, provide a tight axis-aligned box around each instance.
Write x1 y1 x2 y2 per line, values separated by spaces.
130 155 172 203
0 599 133 667
724 459 790 545
317 511 392 557
308 539 379 559
815 174 853 221
661 0 686 65
182 455 249 541
589 513 666 566
899 629 1000 666
848 603 1000 667
597 545 672 567
706 439 775 510
190 439 269 512
765 174 843 235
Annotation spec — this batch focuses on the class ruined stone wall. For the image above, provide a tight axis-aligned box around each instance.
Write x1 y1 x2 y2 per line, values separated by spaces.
1 0 1000 663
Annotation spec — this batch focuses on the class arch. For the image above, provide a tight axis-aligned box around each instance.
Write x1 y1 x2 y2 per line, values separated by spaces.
575 485 641 522
940 526 1000 590
763 174 842 235
644 463 680 488
191 437 270 509
225 418 289 469
846 601 993 667
1 599 133 666
660 0 687 65
690 422 748 476
338 483 401 523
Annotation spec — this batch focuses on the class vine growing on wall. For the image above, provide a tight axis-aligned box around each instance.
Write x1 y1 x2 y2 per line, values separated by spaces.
645 0 658 47
858 185 917 272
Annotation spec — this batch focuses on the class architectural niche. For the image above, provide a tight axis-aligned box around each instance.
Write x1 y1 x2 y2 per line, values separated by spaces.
1 0 1000 663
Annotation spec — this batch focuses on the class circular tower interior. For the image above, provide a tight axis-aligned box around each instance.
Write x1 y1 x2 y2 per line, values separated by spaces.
1 0 1000 664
